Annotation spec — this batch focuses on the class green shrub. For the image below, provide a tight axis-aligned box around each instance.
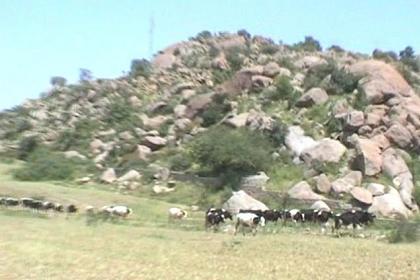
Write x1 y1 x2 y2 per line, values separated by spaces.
188 127 274 183
399 46 419 72
353 88 369 110
14 149 77 181
328 68 360 94
372 49 398 62
212 69 233 85
328 45 345 53
17 136 38 160
293 36 322 52
169 153 193 171
267 76 301 109
200 95 230 127
130 59 152 78
196 30 212 41
104 98 140 130
50 76 67 87
303 61 336 90
225 46 249 71
388 218 420 243
54 119 96 151
260 44 279 55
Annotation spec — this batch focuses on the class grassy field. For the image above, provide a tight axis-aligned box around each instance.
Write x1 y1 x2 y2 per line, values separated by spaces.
1 162 420 280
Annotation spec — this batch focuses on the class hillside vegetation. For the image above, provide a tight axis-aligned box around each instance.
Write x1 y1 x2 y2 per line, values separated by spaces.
1 31 420 220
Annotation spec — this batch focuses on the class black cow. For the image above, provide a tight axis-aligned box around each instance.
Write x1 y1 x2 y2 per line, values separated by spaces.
66 204 78 213
334 209 376 231
300 209 317 223
316 209 334 224
42 201 55 211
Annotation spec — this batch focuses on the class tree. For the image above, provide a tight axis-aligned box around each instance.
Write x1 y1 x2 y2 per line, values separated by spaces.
130 59 152 78
399 46 415 59
50 76 67 87
79 68 92 82
293 36 322 52
399 46 419 72
237 29 251 40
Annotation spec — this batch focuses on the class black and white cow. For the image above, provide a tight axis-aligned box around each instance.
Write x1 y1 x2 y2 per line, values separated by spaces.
3 197 19 207
205 208 232 229
234 212 266 236
54 203 64 212
283 209 304 223
333 209 376 232
239 209 281 223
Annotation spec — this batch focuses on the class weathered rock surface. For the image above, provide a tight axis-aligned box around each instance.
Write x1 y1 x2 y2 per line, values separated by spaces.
350 187 373 205
301 138 347 164
314 173 331 194
331 171 363 193
288 181 326 200
117 170 142 182
240 172 269 190
369 187 412 218
285 126 317 157
296 88 328 107
352 136 382 176
222 190 268 214
310 200 331 211
367 183 386 196
142 136 167 151
100 168 117 184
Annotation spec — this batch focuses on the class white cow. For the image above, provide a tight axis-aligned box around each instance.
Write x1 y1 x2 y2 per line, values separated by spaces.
110 206 132 218
168 207 188 221
234 213 265 236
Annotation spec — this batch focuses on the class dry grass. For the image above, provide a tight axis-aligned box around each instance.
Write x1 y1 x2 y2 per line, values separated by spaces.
1 162 420 279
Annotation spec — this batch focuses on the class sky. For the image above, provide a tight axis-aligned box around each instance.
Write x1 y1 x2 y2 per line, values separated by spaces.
1 0 420 111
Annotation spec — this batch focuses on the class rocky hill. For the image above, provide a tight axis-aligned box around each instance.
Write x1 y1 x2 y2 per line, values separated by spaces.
1 31 420 218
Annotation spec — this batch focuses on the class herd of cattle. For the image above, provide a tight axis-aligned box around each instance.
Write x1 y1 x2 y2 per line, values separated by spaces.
203 207 376 235
0 196 132 218
1 196 376 236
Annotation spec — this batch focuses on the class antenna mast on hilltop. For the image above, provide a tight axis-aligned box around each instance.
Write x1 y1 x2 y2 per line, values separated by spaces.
149 14 155 58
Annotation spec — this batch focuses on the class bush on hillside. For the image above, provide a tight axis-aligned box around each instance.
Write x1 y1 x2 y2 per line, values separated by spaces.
200 94 230 127
225 46 249 71
79 68 93 82
54 119 96 151
14 148 77 181
17 136 38 160
237 29 251 40
328 45 345 53
372 49 398 62
50 76 67 87
293 36 322 52
328 68 361 94
388 218 420 243
267 76 301 109
260 44 279 55
104 98 140 131
188 126 274 185
303 62 336 90
196 30 212 41
130 59 152 78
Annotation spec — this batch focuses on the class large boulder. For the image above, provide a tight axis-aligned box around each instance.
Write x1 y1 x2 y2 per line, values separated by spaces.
240 172 269 190
100 168 117 184
367 183 386 196
350 187 373 205
344 111 365 131
224 113 250 128
369 187 412 218
285 126 317 157
385 123 413 149
64 151 86 161
381 148 410 178
288 181 326 201
117 170 142 182
133 145 152 161
142 136 167 151
222 190 268 214
349 60 414 104
185 93 214 118
245 110 274 131
263 62 282 78
295 88 328 107
331 171 363 193
352 136 382 176
314 173 331 194
310 200 331 211
142 115 168 130
301 138 347 164
90 138 105 154
252 75 273 89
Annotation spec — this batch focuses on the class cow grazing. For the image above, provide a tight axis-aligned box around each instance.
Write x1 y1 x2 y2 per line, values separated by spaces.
54 203 64 212
333 209 375 232
20 198 43 210
66 204 78 213
42 201 55 211
110 206 132 218
85 205 95 215
205 208 233 230
283 209 303 223
239 209 281 223
234 213 266 236
4 197 19 207
168 207 188 220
